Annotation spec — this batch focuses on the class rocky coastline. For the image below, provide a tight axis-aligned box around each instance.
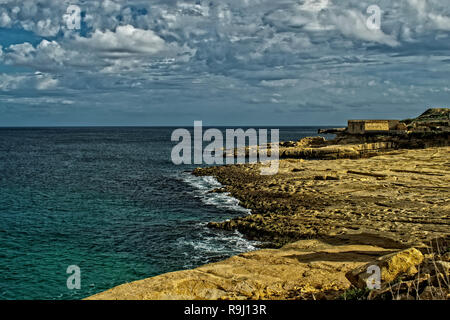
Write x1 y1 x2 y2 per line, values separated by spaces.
195 146 449 249
88 109 449 300
88 144 449 300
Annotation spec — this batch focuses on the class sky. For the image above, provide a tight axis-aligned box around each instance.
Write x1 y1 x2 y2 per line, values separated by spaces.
0 0 449 126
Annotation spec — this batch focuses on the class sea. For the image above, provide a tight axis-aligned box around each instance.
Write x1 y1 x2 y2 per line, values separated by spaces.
0 126 327 300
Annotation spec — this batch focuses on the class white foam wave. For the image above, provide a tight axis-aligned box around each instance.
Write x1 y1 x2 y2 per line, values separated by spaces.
180 172 251 215
175 224 259 269
175 173 260 269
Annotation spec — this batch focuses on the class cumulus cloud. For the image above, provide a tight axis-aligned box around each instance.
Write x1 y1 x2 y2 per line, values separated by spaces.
407 0 450 32
73 25 167 57
0 11 12 27
4 42 36 65
329 9 400 47
34 71 59 90
2 40 68 70
0 72 58 91
2 24 193 74
428 13 450 31
0 73 26 91
0 0 449 125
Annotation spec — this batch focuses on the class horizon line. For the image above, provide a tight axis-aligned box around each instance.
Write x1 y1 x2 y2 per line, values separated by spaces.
0 124 346 128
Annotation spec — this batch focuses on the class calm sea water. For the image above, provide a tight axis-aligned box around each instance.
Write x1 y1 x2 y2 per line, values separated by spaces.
0 127 326 300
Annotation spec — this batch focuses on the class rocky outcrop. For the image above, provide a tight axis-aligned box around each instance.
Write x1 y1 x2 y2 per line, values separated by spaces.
231 125 449 163
279 141 396 160
230 137 400 161
345 248 424 289
89 147 450 300
344 238 449 300
87 239 398 300
403 108 450 130
197 147 450 249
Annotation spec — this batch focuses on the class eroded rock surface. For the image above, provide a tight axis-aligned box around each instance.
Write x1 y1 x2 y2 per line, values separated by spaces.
87 240 397 300
197 147 450 249
345 248 424 288
88 147 450 300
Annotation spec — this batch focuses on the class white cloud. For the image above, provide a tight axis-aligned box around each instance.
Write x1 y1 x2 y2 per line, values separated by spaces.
406 0 450 32
0 96 75 105
329 10 400 47
428 13 450 31
102 0 121 14
73 25 167 57
0 11 12 27
260 79 299 87
299 0 330 12
34 72 59 90
407 0 427 19
0 72 58 91
2 27 192 74
4 42 36 65
0 0 449 124
3 40 69 70
35 18 61 37
0 73 27 91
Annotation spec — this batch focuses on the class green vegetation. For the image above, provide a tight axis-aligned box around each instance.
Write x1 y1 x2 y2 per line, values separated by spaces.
338 287 371 300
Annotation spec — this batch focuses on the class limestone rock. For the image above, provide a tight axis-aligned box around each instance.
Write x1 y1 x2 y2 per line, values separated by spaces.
86 240 393 300
345 248 424 289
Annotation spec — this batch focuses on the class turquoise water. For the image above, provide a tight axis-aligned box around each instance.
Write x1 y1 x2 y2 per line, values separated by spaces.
0 127 324 300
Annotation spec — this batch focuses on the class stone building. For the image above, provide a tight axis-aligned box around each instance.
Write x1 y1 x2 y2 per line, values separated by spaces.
347 120 400 134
